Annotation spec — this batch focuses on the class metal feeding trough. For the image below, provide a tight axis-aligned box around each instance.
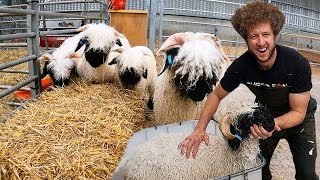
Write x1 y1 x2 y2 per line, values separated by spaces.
111 120 266 180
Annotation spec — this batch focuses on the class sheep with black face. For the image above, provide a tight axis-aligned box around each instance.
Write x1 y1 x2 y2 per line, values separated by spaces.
108 46 157 110
69 23 127 83
39 23 126 86
154 32 230 125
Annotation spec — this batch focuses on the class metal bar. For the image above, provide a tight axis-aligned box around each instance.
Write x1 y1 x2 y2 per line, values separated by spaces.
148 0 157 52
164 19 234 28
27 0 41 98
0 85 30 91
0 69 29 74
39 0 102 6
38 11 89 18
6 102 25 107
93 0 108 6
164 8 234 17
0 43 27 47
0 55 37 71
0 75 38 99
158 0 164 48
0 19 26 23
40 29 78 36
204 0 244 6
0 32 35 41
0 7 36 15
272 0 320 13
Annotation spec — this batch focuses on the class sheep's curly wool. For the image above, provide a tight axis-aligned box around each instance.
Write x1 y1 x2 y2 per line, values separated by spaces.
112 46 157 102
172 40 224 89
154 36 230 125
72 24 121 83
120 133 260 180
231 1 285 39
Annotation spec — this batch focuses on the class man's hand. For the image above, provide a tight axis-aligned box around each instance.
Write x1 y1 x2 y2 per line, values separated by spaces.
178 129 210 159
250 119 281 139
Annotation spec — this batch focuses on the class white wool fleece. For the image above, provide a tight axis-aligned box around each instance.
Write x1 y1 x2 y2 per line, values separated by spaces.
115 46 157 98
80 23 118 52
172 39 225 89
47 33 82 81
121 133 260 180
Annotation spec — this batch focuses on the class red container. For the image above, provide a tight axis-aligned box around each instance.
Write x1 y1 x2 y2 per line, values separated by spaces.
109 0 126 10
40 35 71 48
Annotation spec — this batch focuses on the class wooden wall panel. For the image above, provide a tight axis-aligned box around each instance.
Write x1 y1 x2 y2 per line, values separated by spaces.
109 10 148 47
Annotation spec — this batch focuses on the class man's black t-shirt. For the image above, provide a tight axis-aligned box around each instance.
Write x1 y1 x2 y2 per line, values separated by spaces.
220 45 316 116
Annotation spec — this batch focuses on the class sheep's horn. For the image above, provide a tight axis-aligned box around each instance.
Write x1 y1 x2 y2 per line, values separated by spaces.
156 32 189 57
219 115 236 139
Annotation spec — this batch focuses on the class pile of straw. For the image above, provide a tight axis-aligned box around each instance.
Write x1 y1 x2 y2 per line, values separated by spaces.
0 80 145 179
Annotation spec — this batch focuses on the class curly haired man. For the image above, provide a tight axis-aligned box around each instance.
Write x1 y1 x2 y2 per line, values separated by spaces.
178 1 318 180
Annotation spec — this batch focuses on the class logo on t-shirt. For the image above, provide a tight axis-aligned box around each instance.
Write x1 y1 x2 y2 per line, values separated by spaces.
246 82 288 88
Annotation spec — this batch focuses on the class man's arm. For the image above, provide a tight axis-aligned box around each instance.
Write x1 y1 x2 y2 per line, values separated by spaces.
251 91 310 138
178 84 230 159
275 91 310 129
195 84 230 131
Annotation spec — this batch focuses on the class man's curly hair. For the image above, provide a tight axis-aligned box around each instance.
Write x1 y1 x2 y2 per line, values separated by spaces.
231 1 285 40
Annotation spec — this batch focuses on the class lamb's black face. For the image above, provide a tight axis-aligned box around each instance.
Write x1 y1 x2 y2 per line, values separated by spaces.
85 48 109 68
119 67 141 89
75 36 112 68
173 73 217 101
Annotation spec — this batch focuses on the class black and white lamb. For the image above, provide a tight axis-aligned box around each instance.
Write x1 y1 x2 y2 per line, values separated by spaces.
108 46 157 110
39 23 127 86
154 32 231 125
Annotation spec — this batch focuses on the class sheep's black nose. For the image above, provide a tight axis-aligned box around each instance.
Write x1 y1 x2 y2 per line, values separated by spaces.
85 49 107 68
119 67 141 89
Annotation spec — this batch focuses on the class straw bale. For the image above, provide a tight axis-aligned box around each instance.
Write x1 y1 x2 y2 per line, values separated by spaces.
0 80 145 179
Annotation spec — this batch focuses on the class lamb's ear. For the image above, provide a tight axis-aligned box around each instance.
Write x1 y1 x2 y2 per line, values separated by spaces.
158 47 179 76
116 39 122 46
112 47 125 54
76 24 93 32
68 53 81 59
142 69 148 79
141 47 154 58
156 32 188 57
75 37 89 52
108 58 118 65
38 53 53 62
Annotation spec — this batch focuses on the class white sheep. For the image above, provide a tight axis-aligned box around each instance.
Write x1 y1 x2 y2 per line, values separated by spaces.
108 46 157 110
39 33 82 86
117 97 274 180
39 23 127 86
154 32 231 125
69 23 128 83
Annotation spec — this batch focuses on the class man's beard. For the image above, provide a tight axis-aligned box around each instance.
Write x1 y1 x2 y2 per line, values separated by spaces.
250 45 276 63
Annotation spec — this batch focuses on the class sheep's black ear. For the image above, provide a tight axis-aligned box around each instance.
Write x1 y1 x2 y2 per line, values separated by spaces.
147 98 154 110
75 37 88 52
40 61 50 79
143 69 148 79
116 39 122 46
108 58 118 65
158 47 179 76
